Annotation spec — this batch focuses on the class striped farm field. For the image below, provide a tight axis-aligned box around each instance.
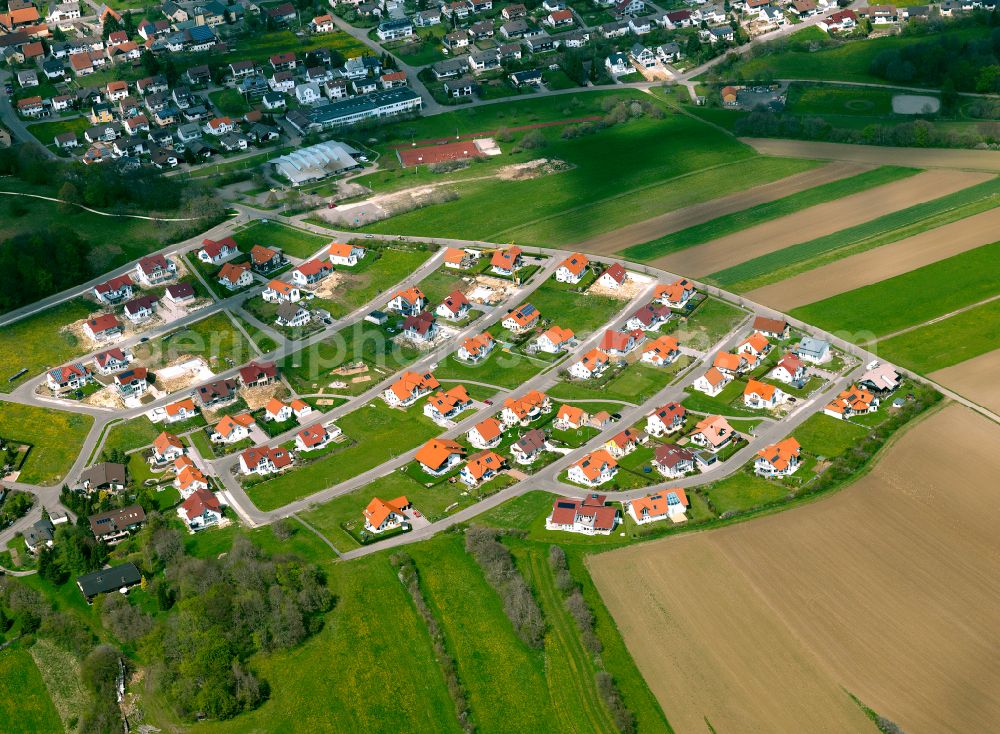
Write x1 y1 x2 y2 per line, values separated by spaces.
789 240 1000 338
708 175 1000 291
620 165 918 262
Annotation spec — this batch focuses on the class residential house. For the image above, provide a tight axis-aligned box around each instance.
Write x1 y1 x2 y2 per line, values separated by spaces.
436 290 471 321
569 349 610 380
500 390 550 427
771 353 806 384
424 385 473 422
555 404 589 430
387 287 427 316
754 437 801 477
178 488 224 530
597 263 627 289
458 332 496 363
460 450 506 486
652 445 696 479
94 348 130 375
152 431 185 463
238 361 278 388
795 337 830 364
384 370 439 407
93 274 134 303
502 303 540 333
568 450 618 487
212 413 256 444
135 254 176 286
546 495 618 535
713 351 748 375
24 519 55 554
328 242 366 266
655 278 696 309
606 52 630 75
641 335 681 367
604 427 645 458
81 462 127 492
164 398 197 423
645 401 687 437
363 495 411 533
264 398 293 423
197 378 238 407
743 379 785 409
825 386 879 420
693 367 732 397
89 505 146 544
490 246 523 275
83 314 123 341
511 428 547 464
250 245 285 273
263 279 301 303
689 415 736 452
402 311 437 341
443 247 479 269
545 8 574 26
198 237 239 264
414 438 465 475
626 489 689 523
468 417 504 449
738 332 771 359
123 294 158 323
115 367 148 397
217 262 253 291
752 315 789 340
291 259 332 286
599 328 645 358
377 17 413 40
858 362 902 394
76 563 142 603
238 445 293 475
296 423 335 451
165 283 195 305
535 325 574 353
555 252 589 284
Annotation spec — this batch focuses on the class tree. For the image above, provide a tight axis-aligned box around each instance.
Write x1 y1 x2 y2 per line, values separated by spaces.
101 14 122 39
141 49 161 75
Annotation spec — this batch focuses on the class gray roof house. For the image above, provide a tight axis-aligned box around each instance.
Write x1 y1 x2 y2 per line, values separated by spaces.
76 562 142 603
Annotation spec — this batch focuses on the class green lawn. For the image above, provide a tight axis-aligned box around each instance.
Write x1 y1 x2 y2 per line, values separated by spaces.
669 297 748 352
209 88 251 116
785 82 897 116
230 311 279 353
875 298 1000 373
529 282 625 336
0 298 92 392
132 311 255 371
0 403 93 485
711 177 1000 291
102 416 162 455
28 638 89 734
790 241 1000 337
433 349 545 390
325 245 434 317
246 402 442 511
730 26 994 84
193 555 463 734
549 360 687 405
407 535 554 733
790 412 868 458
416 266 470 305
621 166 918 261
360 97 816 245
26 116 91 144
0 647 63 734
233 220 330 259
703 469 789 515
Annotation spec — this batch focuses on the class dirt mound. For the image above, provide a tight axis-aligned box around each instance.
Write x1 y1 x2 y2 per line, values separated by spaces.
495 158 571 181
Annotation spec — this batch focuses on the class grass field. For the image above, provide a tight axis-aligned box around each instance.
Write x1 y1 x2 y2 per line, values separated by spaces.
408 535 555 733
786 83 897 116
133 311 255 370
729 26 993 84
0 402 93 484
209 88 251 116
790 241 1000 337
702 469 789 516
791 412 869 458
0 647 63 734
549 360 687 404
194 554 464 734
669 297 748 352
710 176 1000 291
102 416 162 455
433 349 545 390
326 246 434 316
29 638 89 733
0 298 92 392
233 220 330 259
360 100 815 245
621 166 918 261
230 311 279 353
529 281 625 335
26 116 91 144
875 298 1000 373
246 402 441 511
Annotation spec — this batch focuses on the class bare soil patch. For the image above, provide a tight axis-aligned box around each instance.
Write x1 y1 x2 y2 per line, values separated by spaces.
240 383 289 411
590 404 1000 734
653 169 992 277
743 137 1000 172
747 206 1000 311
309 271 346 299
495 158 571 181
930 349 1000 415
569 161 871 256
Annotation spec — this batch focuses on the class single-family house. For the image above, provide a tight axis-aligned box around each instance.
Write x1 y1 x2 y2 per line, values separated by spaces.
490 246 523 276
436 290 471 321
458 332 496 363
328 242 366 266
500 390 550 427
84 314 123 341
795 337 830 364
555 404 589 430
744 379 785 409
363 495 411 533
89 505 146 544
754 437 801 477
570 349 610 380
597 263 627 289
626 488 689 523
135 254 176 286
211 413 256 444
627 302 671 331
387 287 427 316
771 353 806 384
384 371 439 407
468 417 504 449
568 450 618 487
502 303 540 333
217 262 253 291
414 438 465 475
511 428 547 464
546 494 618 535
535 325 574 353
459 450 506 486
262 280 301 303
94 348 130 375
555 252 589 284
825 386 879 420
689 415 736 452
645 401 687 437
239 445 293 475
47 363 92 392
693 367 732 397
641 335 681 367
178 488 224 530
599 328 645 358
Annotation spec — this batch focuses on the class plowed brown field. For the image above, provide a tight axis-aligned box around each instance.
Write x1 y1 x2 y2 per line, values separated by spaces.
651 169 992 276
746 207 1000 311
743 138 1000 171
590 403 1000 734
930 349 1000 415
569 161 871 255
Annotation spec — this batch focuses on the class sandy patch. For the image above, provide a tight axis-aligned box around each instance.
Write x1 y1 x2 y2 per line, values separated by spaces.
83 385 122 409
466 275 516 305
590 403 1000 734
742 137 1000 172
240 383 289 410
569 161 871 256
309 271 346 299
747 206 1000 311
495 158 571 181
653 169 993 277
155 356 213 394
929 349 1000 414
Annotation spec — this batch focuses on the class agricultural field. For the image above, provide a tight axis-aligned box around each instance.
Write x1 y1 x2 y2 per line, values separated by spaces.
590 404 1000 734
715 175 1000 293
790 240 1000 338
620 165 917 261
0 298 92 392
929 347 1000 414
875 298 1000 373
0 647 63 734
359 97 817 245
132 312 255 371
245 402 441 511
0 402 93 484
653 169 989 277
746 206 1000 311
232 220 330 260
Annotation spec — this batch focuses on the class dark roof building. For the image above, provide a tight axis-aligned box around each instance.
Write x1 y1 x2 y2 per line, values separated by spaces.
76 562 142 602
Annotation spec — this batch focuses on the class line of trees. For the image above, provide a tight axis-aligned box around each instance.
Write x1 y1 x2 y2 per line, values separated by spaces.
465 527 545 649
391 551 476 733
548 545 637 734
